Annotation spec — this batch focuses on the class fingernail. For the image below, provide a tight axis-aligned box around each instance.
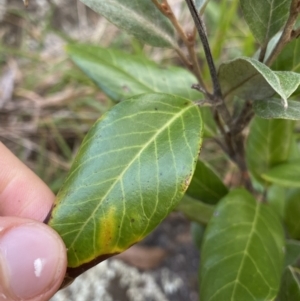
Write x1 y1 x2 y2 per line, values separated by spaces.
0 224 65 300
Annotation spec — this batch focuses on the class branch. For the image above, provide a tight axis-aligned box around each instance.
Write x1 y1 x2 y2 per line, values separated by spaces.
187 33 207 89
266 0 300 66
183 0 255 192
258 41 268 62
231 100 254 136
151 0 206 88
152 0 187 44
175 48 193 69
232 133 254 192
184 0 231 125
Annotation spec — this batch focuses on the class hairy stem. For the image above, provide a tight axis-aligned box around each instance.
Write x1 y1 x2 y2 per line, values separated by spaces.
184 0 220 98
266 0 300 66
184 0 231 125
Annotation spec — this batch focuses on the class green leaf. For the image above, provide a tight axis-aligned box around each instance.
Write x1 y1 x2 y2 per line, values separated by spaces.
79 0 176 48
191 222 205 250
200 189 285 301
48 93 203 271
272 40 300 100
254 99 300 120
261 32 281 63
67 43 217 138
273 39 300 73
246 117 294 185
285 240 300 268
276 71 300 102
284 188 300 239
67 44 200 101
219 57 300 107
177 195 214 225
201 107 218 138
240 0 291 44
277 266 300 301
289 135 300 161
186 159 228 205
262 160 300 187
267 185 286 219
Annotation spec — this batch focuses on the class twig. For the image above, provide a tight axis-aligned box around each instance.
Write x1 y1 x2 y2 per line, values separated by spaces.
266 0 300 66
258 42 268 62
156 0 254 191
233 134 254 192
184 0 231 125
175 48 193 69
231 100 254 136
152 0 187 45
151 0 206 89
187 33 207 89
184 0 220 98
213 109 226 136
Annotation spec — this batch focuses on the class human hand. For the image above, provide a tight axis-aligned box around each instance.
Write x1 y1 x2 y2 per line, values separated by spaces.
0 142 67 301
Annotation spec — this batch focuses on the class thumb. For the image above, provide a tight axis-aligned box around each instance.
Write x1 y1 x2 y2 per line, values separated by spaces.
0 217 67 301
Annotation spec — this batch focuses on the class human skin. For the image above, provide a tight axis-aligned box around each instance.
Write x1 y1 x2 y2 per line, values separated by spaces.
0 142 67 301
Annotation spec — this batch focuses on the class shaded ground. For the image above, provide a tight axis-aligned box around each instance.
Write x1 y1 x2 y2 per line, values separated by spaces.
51 213 200 301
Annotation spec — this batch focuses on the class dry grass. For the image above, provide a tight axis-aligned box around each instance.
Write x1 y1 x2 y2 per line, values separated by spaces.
0 0 117 191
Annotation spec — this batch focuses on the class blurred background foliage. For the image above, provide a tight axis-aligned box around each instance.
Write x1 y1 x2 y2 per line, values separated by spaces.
0 0 255 193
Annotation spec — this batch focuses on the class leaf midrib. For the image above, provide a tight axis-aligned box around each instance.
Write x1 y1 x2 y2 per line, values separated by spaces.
231 201 260 300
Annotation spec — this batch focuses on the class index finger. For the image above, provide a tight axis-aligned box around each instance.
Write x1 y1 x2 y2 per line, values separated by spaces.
0 142 54 221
